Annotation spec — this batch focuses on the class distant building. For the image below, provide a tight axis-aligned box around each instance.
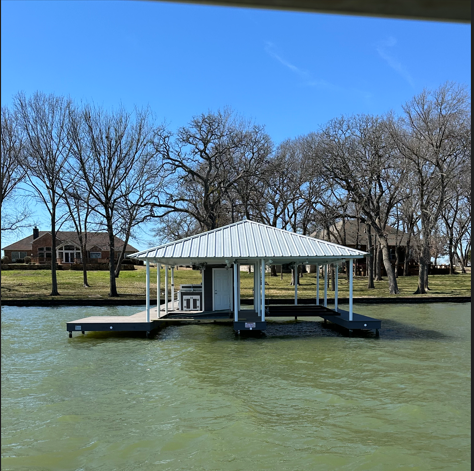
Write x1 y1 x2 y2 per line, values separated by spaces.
312 219 415 275
2 227 138 265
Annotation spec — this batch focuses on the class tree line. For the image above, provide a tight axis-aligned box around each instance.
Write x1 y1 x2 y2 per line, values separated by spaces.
1 82 470 297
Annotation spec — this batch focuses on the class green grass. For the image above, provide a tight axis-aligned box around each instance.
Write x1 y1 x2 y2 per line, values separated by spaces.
0 266 471 301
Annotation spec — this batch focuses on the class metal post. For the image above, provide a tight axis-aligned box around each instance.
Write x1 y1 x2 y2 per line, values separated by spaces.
171 266 175 310
233 262 238 322
349 259 354 321
201 266 205 311
237 263 241 312
294 262 298 305
324 264 328 307
254 261 260 315
261 259 266 321
165 265 169 316
316 263 320 305
334 263 338 312
157 263 161 318
146 260 150 322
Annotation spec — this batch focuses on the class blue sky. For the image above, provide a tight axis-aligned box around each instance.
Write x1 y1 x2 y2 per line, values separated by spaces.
1 0 471 251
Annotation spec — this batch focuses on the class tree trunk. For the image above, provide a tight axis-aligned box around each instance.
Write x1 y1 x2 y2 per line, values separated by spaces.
50 209 59 296
375 242 383 281
394 246 399 278
330 264 335 291
448 236 456 274
403 240 411 276
107 218 119 297
379 236 400 294
414 241 430 294
81 239 89 287
367 224 375 289
271 265 277 277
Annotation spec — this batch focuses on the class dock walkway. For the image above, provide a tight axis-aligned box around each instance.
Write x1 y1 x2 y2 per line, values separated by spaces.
67 302 381 337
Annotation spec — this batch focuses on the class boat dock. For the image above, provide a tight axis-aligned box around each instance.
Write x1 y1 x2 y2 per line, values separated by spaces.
67 303 381 337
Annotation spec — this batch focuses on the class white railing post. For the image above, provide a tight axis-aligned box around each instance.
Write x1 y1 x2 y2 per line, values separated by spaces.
171 266 175 310
146 260 150 322
157 263 161 318
334 263 338 312
294 262 298 305
316 263 320 305
261 259 266 321
254 261 260 315
324 264 328 307
349 259 354 321
234 262 239 322
165 265 169 316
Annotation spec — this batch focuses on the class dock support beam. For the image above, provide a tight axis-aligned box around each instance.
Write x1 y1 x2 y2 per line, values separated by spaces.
157 263 161 318
165 265 169 316
254 261 260 314
316 263 320 305
234 262 239 322
349 259 354 321
171 266 175 310
146 260 150 322
324 264 328 308
294 262 298 305
334 263 339 312
261 259 266 321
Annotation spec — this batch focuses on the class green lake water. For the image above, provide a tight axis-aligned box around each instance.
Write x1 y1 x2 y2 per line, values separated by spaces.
1 303 471 471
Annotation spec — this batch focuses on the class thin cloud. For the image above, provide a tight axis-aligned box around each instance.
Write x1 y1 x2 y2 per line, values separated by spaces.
376 37 415 87
264 41 309 79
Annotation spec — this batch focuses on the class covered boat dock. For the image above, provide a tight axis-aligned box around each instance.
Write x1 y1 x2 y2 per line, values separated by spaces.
67 220 381 337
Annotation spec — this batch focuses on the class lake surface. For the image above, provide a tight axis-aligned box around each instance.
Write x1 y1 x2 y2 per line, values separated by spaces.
1 303 470 471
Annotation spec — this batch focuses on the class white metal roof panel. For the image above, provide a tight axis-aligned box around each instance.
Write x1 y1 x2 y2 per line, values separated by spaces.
129 220 367 263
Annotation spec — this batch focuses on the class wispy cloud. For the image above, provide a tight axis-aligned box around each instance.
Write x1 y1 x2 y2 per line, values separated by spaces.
263 40 373 103
376 37 415 88
264 41 309 79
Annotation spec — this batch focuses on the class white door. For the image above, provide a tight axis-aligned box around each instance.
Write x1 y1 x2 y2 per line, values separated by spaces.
213 268 233 311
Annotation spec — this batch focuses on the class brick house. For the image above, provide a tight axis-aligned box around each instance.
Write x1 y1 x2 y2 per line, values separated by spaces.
2 227 138 265
312 220 415 276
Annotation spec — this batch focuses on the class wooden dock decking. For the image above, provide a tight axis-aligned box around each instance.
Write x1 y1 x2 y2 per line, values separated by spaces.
67 303 381 337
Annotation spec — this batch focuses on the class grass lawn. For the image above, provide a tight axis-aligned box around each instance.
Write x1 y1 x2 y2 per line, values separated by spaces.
1 266 471 301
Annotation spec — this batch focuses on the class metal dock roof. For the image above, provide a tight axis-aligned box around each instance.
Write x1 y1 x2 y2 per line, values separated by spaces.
128 220 367 265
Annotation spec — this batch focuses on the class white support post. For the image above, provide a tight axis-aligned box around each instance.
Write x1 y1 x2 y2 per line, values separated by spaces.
254 261 260 314
157 263 161 318
261 259 266 321
171 266 175 310
349 259 354 321
316 263 320 305
324 264 328 307
294 262 298 305
233 262 239 322
237 263 241 312
145 260 150 323
334 263 339 312
201 266 205 311
165 265 169 316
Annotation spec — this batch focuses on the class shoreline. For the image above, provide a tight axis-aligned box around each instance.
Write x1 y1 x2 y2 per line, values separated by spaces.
1 296 471 307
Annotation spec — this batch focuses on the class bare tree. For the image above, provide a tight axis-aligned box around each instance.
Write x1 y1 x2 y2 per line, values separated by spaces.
392 82 471 293
1 106 29 231
319 114 408 294
69 105 159 297
14 92 72 296
155 109 272 232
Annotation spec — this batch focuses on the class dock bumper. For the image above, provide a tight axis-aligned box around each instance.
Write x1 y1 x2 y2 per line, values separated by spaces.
233 321 266 332
66 321 158 334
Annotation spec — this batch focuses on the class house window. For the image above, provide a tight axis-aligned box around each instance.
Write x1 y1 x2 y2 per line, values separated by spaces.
89 252 101 259
11 251 28 262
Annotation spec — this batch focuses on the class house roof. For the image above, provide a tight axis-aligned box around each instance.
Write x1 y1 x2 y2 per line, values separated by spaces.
129 220 367 265
314 219 410 247
2 231 138 252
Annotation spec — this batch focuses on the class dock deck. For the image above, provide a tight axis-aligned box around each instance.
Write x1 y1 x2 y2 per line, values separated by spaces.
67 303 381 337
